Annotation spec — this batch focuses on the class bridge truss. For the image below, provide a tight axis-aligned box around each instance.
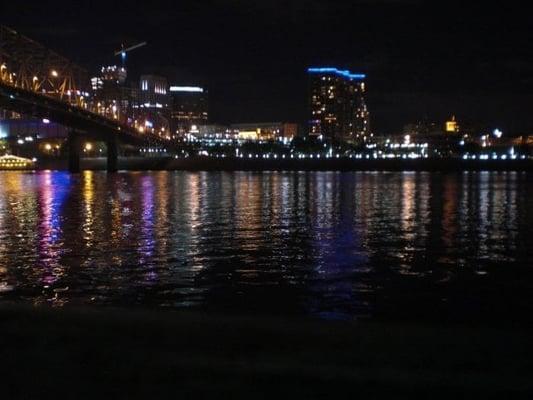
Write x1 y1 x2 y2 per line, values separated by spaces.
0 25 171 149
0 25 88 107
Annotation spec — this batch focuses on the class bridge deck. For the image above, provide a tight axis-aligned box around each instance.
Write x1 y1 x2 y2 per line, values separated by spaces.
0 81 166 146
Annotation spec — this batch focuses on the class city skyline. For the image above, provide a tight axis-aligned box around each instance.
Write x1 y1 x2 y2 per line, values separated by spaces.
2 3 533 397
3 1 533 135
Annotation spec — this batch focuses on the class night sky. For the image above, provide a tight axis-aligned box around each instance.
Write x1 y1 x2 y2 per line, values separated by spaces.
3 1 532 134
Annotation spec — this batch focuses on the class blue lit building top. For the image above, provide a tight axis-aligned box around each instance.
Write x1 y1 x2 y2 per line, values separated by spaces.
307 67 366 80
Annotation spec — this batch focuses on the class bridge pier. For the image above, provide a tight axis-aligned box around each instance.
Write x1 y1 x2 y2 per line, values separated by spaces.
106 137 118 173
67 131 81 173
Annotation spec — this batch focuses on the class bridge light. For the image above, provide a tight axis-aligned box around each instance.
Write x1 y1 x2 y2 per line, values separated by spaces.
44 143 52 151
0 64 6 71
50 70 58 77
85 143 93 151
33 76 38 82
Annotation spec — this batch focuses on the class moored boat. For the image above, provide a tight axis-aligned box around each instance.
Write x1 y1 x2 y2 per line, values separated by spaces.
0 154 35 170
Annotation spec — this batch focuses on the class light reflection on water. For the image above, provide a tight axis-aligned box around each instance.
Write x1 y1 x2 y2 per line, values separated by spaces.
0 171 532 321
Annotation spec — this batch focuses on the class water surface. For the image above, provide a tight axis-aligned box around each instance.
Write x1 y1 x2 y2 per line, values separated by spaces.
0 171 532 321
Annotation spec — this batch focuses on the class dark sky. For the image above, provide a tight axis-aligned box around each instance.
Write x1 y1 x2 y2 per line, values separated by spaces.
3 1 533 134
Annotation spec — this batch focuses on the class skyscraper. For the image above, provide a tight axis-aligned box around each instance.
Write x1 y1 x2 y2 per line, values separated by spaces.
308 67 370 142
90 65 140 123
169 86 208 136
139 75 169 111
138 75 170 136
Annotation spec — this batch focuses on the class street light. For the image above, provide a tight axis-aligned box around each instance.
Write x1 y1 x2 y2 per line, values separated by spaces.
50 70 58 78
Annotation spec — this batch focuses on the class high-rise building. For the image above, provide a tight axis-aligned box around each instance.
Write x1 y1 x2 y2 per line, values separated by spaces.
169 86 208 135
90 65 140 123
101 65 127 85
308 67 370 142
139 75 169 111
137 75 171 136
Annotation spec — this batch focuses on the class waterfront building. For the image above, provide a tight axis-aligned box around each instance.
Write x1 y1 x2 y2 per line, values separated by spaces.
169 85 208 136
230 122 298 142
195 125 236 146
0 118 68 158
198 124 231 137
308 67 369 142
0 118 68 139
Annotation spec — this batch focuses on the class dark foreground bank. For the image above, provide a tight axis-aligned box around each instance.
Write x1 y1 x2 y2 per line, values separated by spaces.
33 156 533 171
1 306 532 399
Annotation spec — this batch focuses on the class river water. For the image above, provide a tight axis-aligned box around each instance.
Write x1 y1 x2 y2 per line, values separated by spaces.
0 171 532 321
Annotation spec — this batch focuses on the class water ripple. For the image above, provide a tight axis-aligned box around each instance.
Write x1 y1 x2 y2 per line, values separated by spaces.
0 170 532 321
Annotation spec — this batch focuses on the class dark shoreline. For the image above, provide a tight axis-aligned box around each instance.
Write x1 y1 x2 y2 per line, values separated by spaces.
1 305 533 398
9 156 533 171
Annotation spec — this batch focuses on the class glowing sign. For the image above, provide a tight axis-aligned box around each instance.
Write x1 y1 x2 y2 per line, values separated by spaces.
169 86 204 93
307 67 366 80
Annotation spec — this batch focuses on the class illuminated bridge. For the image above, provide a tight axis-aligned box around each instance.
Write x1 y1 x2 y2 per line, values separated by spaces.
0 25 169 172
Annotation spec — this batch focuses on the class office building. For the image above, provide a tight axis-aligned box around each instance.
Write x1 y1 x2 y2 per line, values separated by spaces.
137 75 171 136
169 85 208 135
91 65 140 123
139 75 170 111
308 67 370 142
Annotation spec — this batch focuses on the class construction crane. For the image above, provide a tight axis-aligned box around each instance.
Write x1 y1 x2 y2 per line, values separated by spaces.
114 41 147 68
